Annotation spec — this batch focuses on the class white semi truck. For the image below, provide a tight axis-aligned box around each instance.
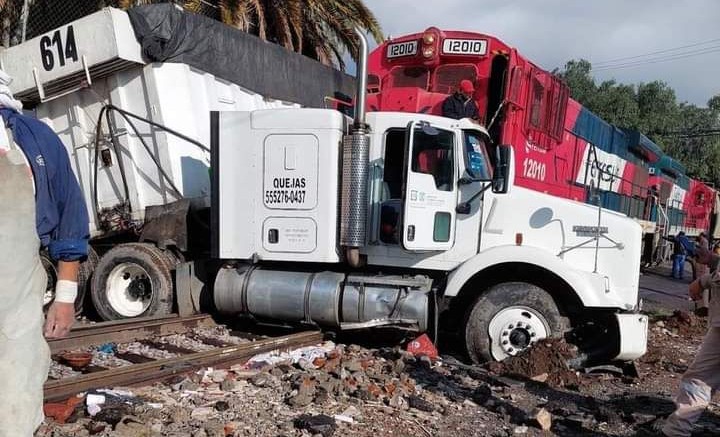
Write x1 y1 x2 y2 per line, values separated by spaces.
1 6 647 364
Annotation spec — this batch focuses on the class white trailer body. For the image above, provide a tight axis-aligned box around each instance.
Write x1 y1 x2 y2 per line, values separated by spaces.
0 7 352 237
37 63 297 235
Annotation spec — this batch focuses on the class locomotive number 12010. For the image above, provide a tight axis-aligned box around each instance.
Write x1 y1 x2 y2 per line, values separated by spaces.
522 158 547 181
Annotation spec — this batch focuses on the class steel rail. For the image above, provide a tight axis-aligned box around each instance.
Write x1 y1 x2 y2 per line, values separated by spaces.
44 330 324 402
48 314 216 354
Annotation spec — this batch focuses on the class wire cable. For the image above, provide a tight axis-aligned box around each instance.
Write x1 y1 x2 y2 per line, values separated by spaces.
592 37 720 66
592 45 720 72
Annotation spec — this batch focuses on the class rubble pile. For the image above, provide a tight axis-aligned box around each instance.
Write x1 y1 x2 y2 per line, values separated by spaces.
660 310 707 337
486 338 581 389
37 315 720 436
40 339 566 436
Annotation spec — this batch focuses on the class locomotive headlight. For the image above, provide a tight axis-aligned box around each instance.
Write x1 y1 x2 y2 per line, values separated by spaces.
422 33 436 45
422 47 435 58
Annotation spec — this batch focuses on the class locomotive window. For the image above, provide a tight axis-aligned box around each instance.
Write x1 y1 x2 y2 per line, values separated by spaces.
529 76 545 129
368 74 381 93
433 64 478 94
387 66 429 89
411 127 455 191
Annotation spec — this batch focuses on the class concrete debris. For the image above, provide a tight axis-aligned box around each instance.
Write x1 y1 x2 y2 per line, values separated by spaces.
529 407 552 431
38 304 720 437
407 395 435 412
294 414 337 437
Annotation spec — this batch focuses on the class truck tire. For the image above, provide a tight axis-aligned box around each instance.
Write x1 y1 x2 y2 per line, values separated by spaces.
464 282 569 363
91 243 175 320
76 247 100 316
41 247 99 317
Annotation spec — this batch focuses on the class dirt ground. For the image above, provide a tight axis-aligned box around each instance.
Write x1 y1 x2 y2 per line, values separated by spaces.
37 266 720 437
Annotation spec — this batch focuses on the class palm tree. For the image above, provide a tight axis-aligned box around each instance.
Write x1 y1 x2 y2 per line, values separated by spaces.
0 0 26 46
1 1 382 69
115 0 383 70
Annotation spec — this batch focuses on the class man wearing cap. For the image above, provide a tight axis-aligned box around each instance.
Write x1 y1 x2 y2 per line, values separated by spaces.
442 79 480 121
0 69 88 435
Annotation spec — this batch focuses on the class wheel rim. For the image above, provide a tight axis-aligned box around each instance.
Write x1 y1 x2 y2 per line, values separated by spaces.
105 262 153 317
487 306 550 361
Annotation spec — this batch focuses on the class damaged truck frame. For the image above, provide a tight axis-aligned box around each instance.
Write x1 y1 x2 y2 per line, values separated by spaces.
1 7 647 364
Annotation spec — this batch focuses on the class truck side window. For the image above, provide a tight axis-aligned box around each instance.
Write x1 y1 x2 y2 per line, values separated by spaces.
463 131 493 180
380 129 406 245
410 128 454 191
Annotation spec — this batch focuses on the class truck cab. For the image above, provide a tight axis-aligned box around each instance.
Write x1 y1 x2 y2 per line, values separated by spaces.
213 107 648 363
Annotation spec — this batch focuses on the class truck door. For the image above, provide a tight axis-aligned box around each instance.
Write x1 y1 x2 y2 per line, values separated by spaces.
402 122 458 251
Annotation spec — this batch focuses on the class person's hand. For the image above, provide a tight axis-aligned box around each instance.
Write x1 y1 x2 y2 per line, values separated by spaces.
44 301 75 338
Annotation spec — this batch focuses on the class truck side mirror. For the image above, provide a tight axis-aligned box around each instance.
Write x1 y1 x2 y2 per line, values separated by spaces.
492 145 511 194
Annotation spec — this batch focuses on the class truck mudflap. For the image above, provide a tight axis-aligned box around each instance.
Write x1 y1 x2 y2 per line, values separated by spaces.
613 313 649 361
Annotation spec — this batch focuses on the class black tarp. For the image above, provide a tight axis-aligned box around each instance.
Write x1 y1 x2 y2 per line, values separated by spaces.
127 4 356 109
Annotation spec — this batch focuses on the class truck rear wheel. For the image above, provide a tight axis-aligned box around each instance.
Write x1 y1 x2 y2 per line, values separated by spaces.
91 243 175 320
42 247 99 317
464 282 569 363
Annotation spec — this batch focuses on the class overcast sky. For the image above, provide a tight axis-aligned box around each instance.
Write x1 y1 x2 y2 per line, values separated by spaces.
362 0 720 106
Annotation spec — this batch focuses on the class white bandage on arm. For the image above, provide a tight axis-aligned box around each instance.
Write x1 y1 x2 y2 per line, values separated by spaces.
54 280 78 303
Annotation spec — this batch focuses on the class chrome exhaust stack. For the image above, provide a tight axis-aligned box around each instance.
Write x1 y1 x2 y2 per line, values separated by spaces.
340 27 371 267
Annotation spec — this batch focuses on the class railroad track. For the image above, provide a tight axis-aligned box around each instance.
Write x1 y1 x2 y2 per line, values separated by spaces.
45 315 324 403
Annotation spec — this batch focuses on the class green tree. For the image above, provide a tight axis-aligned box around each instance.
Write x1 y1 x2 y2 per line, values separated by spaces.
557 59 720 186
554 59 596 107
636 81 680 140
593 80 639 128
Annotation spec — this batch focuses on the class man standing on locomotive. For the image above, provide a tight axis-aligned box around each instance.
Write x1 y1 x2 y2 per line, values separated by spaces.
442 79 480 121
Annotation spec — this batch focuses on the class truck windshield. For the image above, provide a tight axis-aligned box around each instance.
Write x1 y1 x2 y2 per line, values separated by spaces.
387 66 429 89
433 64 478 94
463 130 493 180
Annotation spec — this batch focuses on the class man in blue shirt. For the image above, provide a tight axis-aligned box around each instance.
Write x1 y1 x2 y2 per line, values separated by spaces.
442 80 480 121
0 69 88 433
672 231 695 280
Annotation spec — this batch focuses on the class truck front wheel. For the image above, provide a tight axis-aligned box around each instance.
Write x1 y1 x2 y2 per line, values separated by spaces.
464 282 569 363
91 243 175 320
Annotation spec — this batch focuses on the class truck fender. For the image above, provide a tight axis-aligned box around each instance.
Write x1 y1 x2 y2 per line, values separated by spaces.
444 245 612 308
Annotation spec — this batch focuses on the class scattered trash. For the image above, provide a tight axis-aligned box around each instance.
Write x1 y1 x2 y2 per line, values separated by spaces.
245 341 337 369
60 352 93 370
85 393 106 417
405 334 438 360
44 395 84 424
333 414 354 424
96 343 116 354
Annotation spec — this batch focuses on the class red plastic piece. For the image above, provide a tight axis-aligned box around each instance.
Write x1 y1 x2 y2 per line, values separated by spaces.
406 334 439 360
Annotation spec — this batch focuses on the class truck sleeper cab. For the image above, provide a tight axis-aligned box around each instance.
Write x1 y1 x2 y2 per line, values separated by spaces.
212 108 648 364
